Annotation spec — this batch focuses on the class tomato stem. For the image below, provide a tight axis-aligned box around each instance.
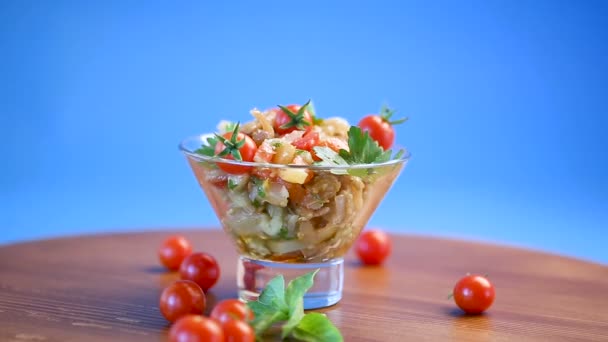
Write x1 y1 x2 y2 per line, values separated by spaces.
380 105 408 126
278 99 312 130
215 122 245 161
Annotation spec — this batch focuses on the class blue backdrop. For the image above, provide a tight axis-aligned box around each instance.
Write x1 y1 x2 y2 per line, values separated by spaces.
1 1 607 263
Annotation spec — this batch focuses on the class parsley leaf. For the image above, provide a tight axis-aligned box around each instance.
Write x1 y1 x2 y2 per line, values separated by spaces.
342 126 386 164
227 178 238 190
246 270 343 341
194 136 219 157
313 126 405 176
313 147 349 168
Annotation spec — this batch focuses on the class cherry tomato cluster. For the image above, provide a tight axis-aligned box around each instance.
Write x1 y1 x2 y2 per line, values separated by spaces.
158 235 254 341
158 236 220 293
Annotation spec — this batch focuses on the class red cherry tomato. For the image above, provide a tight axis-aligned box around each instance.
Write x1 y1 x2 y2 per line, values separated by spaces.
293 132 348 162
159 280 206 322
355 229 392 265
158 236 193 271
273 104 313 135
179 252 220 292
358 115 395 150
214 132 257 174
221 319 255 342
169 315 224 342
453 275 495 314
293 131 320 152
210 299 254 325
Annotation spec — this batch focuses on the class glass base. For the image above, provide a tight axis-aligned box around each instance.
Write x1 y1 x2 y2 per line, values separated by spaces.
237 256 344 309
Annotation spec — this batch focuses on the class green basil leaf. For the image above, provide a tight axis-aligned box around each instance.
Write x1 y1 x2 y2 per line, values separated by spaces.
257 274 286 310
281 298 304 338
248 301 288 335
285 269 318 309
292 312 343 342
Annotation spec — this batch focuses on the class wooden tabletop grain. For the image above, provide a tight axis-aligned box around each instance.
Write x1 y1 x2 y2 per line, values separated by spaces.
0 229 606 342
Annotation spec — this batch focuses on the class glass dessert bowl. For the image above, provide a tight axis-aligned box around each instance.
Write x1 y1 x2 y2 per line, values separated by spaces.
179 134 409 309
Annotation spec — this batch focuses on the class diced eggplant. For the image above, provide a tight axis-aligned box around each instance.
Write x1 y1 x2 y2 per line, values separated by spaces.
267 239 306 255
223 209 270 236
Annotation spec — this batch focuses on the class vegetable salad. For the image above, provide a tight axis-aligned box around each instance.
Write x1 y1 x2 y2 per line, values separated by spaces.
188 101 407 262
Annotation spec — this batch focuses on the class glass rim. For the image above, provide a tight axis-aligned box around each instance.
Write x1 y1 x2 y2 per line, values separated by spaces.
179 133 411 170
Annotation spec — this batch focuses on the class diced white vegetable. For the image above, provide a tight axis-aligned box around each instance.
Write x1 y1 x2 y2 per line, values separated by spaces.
267 239 306 255
319 117 350 138
265 205 285 236
251 109 274 134
243 237 271 257
254 139 280 163
227 174 250 191
228 191 255 212
279 168 309 185
273 143 296 164
285 214 299 236
296 150 314 164
264 182 289 207
282 130 305 143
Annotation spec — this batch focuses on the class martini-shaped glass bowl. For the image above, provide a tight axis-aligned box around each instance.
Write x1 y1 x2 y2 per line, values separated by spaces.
180 134 409 309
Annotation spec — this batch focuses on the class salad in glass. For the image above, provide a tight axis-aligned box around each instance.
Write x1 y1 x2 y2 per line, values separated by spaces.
179 100 409 308
180 101 409 309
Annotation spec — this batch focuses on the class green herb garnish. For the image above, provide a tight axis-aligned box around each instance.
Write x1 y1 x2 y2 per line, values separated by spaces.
194 136 219 157
278 100 313 131
258 187 266 198
223 121 238 133
340 126 393 164
313 126 405 176
251 177 267 198
227 178 238 190
247 270 343 342
278 227 290 239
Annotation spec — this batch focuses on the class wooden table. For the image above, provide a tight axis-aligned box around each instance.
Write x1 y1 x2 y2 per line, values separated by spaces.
0 230 606 341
